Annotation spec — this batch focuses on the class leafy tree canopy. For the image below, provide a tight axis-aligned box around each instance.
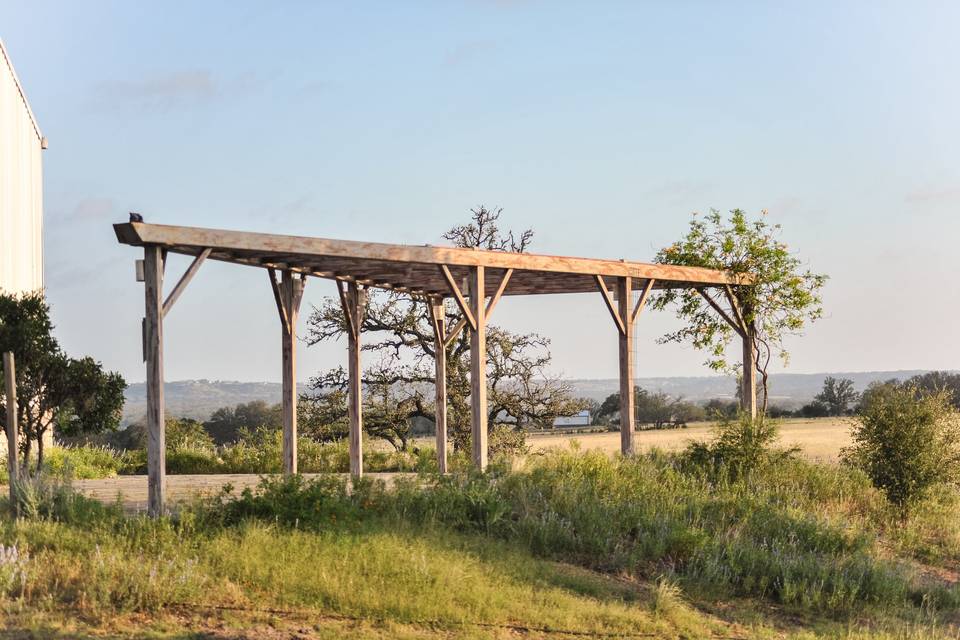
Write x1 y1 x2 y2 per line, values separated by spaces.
0 291 126 469
815 376 859 416
652 209 827 412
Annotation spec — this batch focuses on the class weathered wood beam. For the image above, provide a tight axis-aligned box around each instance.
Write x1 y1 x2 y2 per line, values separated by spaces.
468 266 488 470
341 282 366 477
3 352 20 512
115 222 750 287
439 265 476 331
337 280 355 337
278 271 305 474
595 275 625 335
161 248 211 317
483 268 513 322
268 269 289 333
617 276 635 456
695 288 746 339
143 245 166 517
442 268 514 347
631 278 656 323
723 284 748 336
742 325 758 419
428 300 448 474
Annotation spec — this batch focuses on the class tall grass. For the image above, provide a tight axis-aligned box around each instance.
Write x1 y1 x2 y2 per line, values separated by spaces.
2 448 959 637
192 449 960 615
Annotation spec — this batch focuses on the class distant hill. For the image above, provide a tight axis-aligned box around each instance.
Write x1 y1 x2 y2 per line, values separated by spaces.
568 370 933 406
122 370 938 423
123 380 310 424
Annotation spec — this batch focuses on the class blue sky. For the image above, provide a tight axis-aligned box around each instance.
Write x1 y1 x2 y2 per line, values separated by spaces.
3 1 959 384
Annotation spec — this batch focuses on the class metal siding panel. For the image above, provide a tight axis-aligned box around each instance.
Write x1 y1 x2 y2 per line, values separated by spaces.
0 52 43 295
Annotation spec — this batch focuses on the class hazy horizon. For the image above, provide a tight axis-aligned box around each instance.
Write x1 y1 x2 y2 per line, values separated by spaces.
3 1 959 384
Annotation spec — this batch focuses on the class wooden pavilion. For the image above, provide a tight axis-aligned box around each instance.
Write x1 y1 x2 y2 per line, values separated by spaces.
114 221 754 517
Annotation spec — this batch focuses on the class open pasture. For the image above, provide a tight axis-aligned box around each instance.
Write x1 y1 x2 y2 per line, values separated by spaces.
529 417 852 462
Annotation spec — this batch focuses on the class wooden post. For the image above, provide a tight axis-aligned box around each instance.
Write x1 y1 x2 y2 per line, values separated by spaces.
429 300 448 473
617 277 635 456
282 272 301 474
741 326 758 419
468 266 487 470
269 270 306 475
345 282 365 477
3 352 19 510
144 245 166 518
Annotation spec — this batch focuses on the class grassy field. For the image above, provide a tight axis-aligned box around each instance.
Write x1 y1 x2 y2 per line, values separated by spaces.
527 418 853 462
2 442 960 639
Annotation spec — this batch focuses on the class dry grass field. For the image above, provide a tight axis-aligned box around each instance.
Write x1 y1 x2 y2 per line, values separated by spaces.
528 417 853 462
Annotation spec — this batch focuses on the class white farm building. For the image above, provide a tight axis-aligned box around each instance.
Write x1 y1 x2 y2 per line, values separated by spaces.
0 37 44 295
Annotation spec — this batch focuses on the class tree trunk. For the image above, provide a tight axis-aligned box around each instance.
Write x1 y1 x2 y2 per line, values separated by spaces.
36 431 44 476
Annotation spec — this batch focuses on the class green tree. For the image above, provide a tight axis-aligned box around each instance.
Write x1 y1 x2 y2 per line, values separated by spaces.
0 291 126 470
204 400 283 444
843 385 960 514
815 376 859 416
304 207 585 454
905 371 960 409
595 386 702 428
652 209 826 414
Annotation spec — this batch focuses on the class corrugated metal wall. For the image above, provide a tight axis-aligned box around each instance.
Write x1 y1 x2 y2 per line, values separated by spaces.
0 40 44 295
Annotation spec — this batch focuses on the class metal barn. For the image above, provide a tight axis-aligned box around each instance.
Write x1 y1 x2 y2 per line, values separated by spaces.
0 37 45 295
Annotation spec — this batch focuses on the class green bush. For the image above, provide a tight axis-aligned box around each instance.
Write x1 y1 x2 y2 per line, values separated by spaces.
114 425 437 475
844 385 960 514
43 445 126 479
680 414 796 479
0 445 129 483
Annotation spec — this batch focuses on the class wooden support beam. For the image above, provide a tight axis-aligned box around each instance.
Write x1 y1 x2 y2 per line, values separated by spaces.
695 288 746 339
723 284 748 336
428 300 448 473
442 268 514 347
742 318 758 419
439 265 476 331
336 280 355 336
268 269 289 332
162 248 211 317
3 352 20 512
595 275 625 336
484 268 513 321
617 276 635 456
468 266 488 470
143 245 166 517
340 282 366 477
276 271 306 475
631 278 656 323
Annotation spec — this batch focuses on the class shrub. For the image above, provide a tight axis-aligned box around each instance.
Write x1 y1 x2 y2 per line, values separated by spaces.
44 445 126 479
843 385 960 514
681 414 796 479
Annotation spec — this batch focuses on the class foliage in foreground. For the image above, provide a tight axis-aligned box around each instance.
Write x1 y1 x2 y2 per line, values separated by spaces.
1 448 960 637
198 451 960 616
845 384 960 513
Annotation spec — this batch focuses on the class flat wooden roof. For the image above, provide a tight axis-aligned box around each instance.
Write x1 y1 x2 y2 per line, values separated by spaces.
114 222 746 297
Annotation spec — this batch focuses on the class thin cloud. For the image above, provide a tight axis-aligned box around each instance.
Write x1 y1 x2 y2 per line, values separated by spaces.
71 196 116 221
905 186 960 204
642 181 713 203
444 40 497 67
95 70 261 112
